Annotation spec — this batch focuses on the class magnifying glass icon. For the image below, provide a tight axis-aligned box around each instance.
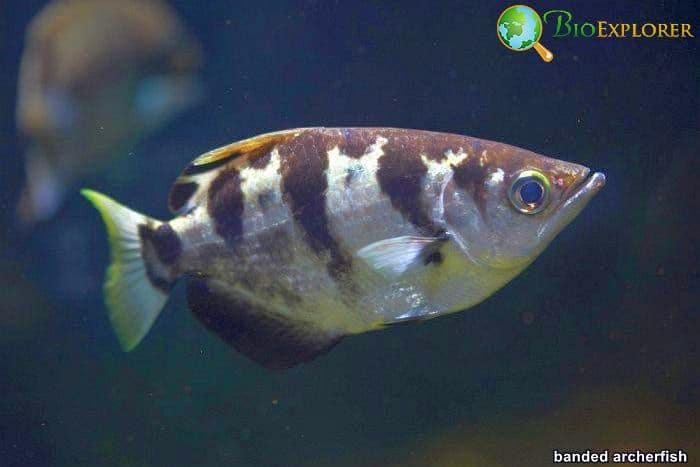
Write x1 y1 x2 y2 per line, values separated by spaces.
497 5 554 62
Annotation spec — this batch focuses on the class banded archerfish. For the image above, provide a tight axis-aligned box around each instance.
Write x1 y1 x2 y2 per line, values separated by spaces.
83 127 605 369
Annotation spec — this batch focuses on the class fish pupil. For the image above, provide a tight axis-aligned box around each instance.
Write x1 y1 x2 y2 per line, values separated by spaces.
520 180 543 205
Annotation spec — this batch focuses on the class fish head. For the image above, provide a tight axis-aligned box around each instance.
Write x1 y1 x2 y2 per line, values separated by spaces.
443 141 605 273
133 33 204 129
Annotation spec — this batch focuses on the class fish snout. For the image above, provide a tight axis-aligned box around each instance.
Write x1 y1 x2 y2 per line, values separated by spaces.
536 169 606 241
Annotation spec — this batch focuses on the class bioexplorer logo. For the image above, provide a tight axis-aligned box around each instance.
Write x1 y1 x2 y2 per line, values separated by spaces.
497 5 695 62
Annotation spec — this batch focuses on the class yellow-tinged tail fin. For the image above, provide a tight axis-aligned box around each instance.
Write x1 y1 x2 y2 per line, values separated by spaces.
82 189 169 351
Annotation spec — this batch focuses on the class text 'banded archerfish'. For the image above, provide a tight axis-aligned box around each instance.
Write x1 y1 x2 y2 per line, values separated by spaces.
83 128 605 369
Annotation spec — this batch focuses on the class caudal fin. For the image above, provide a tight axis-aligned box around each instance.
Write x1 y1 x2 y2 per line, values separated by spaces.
82 189 172 351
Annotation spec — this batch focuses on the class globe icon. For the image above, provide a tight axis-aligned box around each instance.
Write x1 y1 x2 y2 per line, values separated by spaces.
497 5 553 61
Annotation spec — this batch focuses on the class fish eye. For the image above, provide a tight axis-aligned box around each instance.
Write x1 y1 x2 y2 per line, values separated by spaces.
508 170 551 214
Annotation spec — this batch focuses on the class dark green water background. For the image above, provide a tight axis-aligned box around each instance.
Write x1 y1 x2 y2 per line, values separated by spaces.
1 1 697 465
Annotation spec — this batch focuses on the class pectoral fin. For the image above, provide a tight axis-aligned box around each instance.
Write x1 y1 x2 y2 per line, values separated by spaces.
186 277 343 370
355 234 448 280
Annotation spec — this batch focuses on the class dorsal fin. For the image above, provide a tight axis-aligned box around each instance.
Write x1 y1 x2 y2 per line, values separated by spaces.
192 128 301 168
167 128 305 214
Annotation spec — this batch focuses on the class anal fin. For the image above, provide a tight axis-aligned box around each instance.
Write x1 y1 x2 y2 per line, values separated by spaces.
186 277 343 370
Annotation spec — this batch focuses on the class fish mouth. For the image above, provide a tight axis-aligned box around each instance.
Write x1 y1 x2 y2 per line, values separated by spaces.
565 170 606 206
537 170 606 240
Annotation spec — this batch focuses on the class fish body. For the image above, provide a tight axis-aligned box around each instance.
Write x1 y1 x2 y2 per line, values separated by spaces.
17 0 203 223
84 128 605 369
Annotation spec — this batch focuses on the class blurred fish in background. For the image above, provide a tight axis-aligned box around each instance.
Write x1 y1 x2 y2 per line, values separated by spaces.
15 0 203 224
